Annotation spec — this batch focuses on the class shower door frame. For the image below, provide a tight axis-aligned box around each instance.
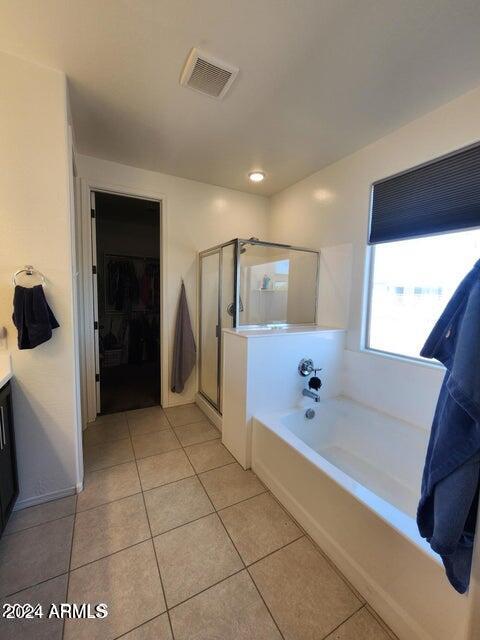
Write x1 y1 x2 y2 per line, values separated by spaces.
198 240 236 413
198 238 320 414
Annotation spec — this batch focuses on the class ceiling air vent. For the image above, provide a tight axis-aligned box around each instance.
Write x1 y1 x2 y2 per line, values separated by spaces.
180 48 239 99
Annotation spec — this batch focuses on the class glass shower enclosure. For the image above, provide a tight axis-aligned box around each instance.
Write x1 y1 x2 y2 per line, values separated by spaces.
199 238 320 413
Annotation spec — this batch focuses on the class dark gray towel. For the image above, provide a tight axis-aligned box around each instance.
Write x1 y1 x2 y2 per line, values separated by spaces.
417 259 480 593
171 282 196 393
12 285 59 350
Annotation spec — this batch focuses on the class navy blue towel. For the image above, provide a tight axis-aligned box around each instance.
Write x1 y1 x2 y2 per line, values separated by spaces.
417 259 480 593
12 285 59 350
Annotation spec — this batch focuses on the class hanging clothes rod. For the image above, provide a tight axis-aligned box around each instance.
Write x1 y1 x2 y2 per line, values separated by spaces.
12 265 46 286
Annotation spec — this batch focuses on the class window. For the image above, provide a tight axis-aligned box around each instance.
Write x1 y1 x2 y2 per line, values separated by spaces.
367 228 480 360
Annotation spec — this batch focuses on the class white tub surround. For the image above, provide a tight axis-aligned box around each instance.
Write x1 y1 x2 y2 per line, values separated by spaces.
221 326 345 468
252 397 468 640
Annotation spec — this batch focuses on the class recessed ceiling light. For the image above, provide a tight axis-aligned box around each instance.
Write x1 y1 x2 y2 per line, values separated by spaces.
248 171 265 183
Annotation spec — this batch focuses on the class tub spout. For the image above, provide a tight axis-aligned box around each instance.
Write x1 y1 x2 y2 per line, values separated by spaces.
303 388 320 403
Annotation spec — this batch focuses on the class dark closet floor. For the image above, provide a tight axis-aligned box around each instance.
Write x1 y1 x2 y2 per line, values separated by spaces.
100 362 160 414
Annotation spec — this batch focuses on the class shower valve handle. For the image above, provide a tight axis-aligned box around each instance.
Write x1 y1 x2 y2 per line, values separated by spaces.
298 358 322 377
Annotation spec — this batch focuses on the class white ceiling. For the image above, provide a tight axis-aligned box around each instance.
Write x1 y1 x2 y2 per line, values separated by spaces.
1 0 480 196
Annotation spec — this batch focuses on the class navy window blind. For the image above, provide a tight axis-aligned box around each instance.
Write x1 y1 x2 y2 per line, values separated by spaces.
369 143 480 244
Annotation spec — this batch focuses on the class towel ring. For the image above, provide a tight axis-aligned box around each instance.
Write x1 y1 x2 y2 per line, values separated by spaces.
13 265 47 287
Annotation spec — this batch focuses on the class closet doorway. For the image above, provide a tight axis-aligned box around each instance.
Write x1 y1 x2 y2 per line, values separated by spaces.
92 191 161 415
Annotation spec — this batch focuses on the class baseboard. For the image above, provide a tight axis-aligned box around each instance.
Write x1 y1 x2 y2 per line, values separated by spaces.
13 486 77 511
195 393 222 430
252 458 429 640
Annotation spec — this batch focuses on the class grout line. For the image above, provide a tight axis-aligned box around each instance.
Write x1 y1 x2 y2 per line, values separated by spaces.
83 435 131 451
3 570 71 600
76 489 143 515
10 406 395 638
303 530 367 604
186 459 237 475
2 510 77 538
130 428 176 640
62 493 77 640
182 436 225 452
138 407 285 636
173 435 286 640
82 457 138 477
151 510 215 540
261 476 367 604
128 426 172 438
112 612 168 640
59 538 152 575
244 532 305 567
210 498 286 640
191 458 236 473
319 603 366 640
167 565 246 613
139 473 196 495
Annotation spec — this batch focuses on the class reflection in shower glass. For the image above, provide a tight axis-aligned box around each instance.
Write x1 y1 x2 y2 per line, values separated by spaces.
238 243 318 326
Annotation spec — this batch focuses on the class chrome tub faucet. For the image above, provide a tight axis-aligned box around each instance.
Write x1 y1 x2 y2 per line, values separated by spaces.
302 388 321 403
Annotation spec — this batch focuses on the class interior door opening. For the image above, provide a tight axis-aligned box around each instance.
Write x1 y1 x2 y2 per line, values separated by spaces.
92 191 161 414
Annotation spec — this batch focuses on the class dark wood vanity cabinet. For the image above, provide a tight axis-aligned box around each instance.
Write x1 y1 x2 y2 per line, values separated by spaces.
0 382 18 536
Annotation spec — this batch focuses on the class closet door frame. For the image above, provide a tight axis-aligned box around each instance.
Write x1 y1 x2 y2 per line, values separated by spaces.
80 180 166 423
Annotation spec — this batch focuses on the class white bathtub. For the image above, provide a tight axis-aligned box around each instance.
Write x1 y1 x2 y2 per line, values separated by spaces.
252 396 468 640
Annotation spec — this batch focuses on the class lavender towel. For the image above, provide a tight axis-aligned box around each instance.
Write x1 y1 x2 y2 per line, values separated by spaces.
171 282 196 393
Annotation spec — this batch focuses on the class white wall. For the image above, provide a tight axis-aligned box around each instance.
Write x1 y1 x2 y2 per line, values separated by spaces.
0 51 80 507
268 85 480 427
223 328 345 467
76 155 269 409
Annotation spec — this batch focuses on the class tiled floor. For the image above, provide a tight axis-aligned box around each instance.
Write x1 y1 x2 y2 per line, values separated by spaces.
0 404 397 640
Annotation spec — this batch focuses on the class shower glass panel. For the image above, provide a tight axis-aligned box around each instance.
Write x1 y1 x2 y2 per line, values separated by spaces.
199 239 319 413
199 250 220 407
238 242 318 326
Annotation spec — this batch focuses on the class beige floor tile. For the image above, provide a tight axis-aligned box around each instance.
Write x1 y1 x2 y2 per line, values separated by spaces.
77 461 141 512
184 440 235 473
127 407 170 436
144 476 213 536
0 516 74 597
164 403 205 427
126 405 165 419
71 494 150 568
84 438 134 472
83 415 129 446
250 537 361 640
199 463 266 509
65 541 165 640
324 607 394 640
91 412 126 425
137 449 194 491
173 420 220 446
121 614 172 640
154 513 242 607
170 570 281 640
0 574 67 640
5 496 75 534
219 493 302 564
131 429 181 459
